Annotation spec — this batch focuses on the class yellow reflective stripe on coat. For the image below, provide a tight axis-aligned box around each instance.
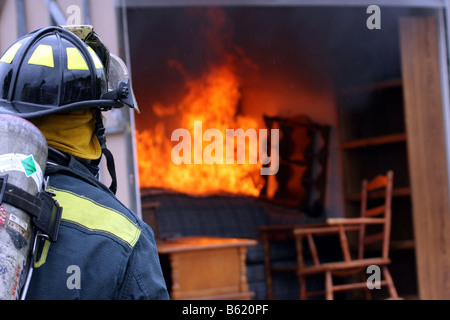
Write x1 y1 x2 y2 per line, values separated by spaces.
50 188 141 248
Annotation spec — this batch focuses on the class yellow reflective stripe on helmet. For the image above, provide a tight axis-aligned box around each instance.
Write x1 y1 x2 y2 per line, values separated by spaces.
28 44 54 68
88 47 103 69
0 42 22 63
50 188 141 248
66 47 88 70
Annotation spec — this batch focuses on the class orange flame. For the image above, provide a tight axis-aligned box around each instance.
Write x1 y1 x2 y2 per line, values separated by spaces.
136 56 265 196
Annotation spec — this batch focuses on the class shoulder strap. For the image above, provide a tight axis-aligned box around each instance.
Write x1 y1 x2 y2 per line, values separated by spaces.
0 174 61 242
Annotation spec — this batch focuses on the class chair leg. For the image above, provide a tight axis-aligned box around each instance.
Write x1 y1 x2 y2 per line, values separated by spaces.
325 271 334 300
262 234 275 300
382 266 400 299
360 270 372 300
299 275 308 300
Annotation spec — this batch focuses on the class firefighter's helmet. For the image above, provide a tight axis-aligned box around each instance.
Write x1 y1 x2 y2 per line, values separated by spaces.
0 25 137 118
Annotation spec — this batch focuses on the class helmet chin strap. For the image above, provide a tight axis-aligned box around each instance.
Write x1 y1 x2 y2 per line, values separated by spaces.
95 110 117 195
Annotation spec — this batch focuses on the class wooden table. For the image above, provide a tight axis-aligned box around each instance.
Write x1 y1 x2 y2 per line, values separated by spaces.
157 236 257 300
255 223 328 299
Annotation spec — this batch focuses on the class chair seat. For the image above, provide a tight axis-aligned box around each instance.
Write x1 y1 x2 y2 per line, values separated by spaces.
298 257 391 276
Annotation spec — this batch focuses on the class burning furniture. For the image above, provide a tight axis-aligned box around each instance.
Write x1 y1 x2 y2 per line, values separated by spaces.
261 114 330 217
133 7 334 300
141 113 331 300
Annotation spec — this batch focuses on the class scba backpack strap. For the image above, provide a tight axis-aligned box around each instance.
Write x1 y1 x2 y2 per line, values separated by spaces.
0 172 62 300
0 174 62 243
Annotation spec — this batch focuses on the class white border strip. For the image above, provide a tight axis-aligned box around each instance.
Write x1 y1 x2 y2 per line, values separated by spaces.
122 0 445 8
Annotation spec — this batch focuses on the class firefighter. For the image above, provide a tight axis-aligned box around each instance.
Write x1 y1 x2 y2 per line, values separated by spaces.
0 25 169 299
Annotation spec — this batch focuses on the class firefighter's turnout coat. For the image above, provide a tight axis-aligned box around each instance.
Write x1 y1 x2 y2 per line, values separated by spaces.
25 149 169 300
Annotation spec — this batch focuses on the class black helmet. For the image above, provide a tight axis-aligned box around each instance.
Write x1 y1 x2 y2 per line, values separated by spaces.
0 25 136 118
0 25 138 195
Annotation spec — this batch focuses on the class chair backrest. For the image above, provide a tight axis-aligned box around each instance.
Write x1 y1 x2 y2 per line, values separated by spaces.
358 170 394 260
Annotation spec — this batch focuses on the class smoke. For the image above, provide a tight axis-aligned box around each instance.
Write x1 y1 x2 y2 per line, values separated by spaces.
127 5 422 129
129 6 257 129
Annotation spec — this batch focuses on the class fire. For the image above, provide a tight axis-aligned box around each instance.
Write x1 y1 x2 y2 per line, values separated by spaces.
136 56 266 196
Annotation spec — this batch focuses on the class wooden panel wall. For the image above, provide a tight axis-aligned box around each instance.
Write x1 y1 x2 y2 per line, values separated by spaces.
399 16 450 299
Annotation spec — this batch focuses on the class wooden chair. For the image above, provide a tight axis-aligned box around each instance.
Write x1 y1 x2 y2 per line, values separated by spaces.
293 170 400 299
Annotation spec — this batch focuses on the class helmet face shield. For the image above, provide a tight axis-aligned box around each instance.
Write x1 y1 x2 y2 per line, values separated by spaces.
0 26 136 118
104 53 139 112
